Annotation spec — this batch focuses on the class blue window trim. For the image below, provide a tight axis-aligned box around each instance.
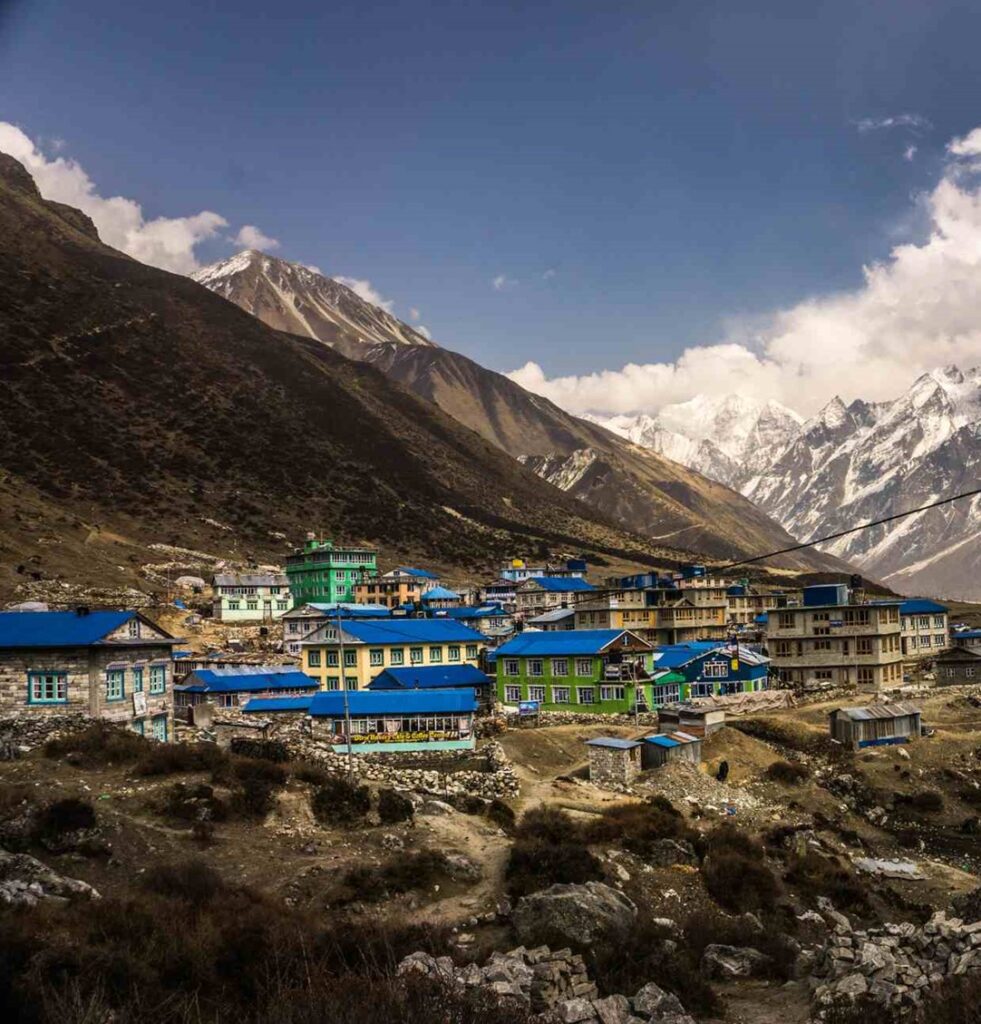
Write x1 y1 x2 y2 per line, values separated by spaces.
151 714 168 742
149 665 166 695
26 671 68 705
131 719 145 736
106 669 126 703
132 667 144 693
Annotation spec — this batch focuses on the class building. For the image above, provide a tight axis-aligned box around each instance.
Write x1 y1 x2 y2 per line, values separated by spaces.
300 618 485 691
211 573 293 623
281 603 390 656
641 731 703 768
480 579 517 609
284 535 377 605
284 688 477 753
420 586 463 610
828 703 922 749
655 704 726 738
353 567 439 609
932 646 981 686
368 663 494 711
898 599 949 659
725 585 800 625
500 559 587 583
174 666 319 710
527 608 576 631
952 629 981 651
573 585 728 645
514 577 595 618
0 610 176 740
495 629 654 713
586 737 642 787
649 643 770 704
435 605 515 640
767 585 903 692
173 651 282 680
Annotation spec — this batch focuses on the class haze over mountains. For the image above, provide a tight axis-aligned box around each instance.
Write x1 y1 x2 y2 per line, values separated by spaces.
194 249 843 573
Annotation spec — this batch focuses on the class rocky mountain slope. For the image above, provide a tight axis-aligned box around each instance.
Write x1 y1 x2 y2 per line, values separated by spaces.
0 154 703 599
194 251 843 572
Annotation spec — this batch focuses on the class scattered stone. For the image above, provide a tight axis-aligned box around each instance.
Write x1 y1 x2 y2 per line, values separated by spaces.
701 944 773 980
512 882 638 947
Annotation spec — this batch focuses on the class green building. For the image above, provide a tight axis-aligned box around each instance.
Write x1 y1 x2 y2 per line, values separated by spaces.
285 535 378 605
494 629 656 714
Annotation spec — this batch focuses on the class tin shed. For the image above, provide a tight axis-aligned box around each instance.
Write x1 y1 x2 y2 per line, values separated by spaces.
828 703 922 749
641 730 703 768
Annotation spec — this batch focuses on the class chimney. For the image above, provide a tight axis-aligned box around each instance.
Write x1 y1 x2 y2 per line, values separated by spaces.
75 605 90 617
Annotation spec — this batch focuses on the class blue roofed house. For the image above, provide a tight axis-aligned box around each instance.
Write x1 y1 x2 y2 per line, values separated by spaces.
649 642 770 705
368 662 493 711
495 629 654 713
419 586 463 609
434 604 515 640
0 609 177 741
281 602 391 656
174 666 319 709
514 576 595 618
897 599 949 660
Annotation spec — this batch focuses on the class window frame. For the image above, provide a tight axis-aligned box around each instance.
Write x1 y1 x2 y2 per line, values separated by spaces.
551 686 570 704
149 665 166 695
106 669 125 702
504 685 521 702
551 658 569 677
27 671 68 705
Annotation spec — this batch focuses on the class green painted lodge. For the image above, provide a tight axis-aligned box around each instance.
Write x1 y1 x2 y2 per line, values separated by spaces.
285 534 378 605
494 630 771 713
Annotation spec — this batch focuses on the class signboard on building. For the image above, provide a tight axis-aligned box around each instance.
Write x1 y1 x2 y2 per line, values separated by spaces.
133 692 147 716
518 700 540 717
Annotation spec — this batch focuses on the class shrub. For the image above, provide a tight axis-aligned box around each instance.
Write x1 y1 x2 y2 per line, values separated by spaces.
32 798 96 841
0 783 31 818
702 833 780 913
229 737 289 763
337 851 450 904
378 789 414 824
159 782 228 824
584 796 695 857
311 777 371 826
765 760 810 784
44 722 148 765
487 798 516 833
293 762 330 787
684 908 798 981
784 851 869 911
135 741 228 776
505 839 603 898
909 790 944 813
958 786 981 807
145 858 229 905
513 806 580 844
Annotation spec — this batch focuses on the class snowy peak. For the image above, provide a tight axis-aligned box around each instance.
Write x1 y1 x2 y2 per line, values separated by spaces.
193 250 436 351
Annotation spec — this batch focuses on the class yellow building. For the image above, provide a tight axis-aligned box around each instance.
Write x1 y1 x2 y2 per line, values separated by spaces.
300 618 485 690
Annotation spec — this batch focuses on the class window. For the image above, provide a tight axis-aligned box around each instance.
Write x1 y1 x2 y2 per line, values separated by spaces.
127 619 140 638
369 649 384 667
326 650 339 667
812 639 831 651
857 667 874 687
551 658 569 677
132 667 144 693
151 715 168 742
466 644 478 659
702 660 728 677
528 685 545 701
343 650 357 668
777 612 795 629
576 658 593 677
600 685 625 702
551 686 570 703
919 636 931 648
28 671 67 704
577 687 595 704
505 685 521 702
934 616 945 628
276 601 288 611
429 646 443 663
448 645 461 662
228 601 240 611
856 638 872 655
325 677 340 690
813 669 834 680
131 719 145 736
410 647 423 664
390 648 405 666
150 665 166 695
527 659 544 677
246 601 258 612
105 669 125 702
504 659 519 676
308 650 322 668
691 682 715 697
918 616 930 629
775 641 791 656
346 677 359 690
652 683 680 705
935 635 946 647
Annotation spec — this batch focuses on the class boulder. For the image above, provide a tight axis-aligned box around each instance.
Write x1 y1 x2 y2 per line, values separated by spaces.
0 850 100 905
556 997 596 1023
513 882 638 947
700 944 772 980
646 839 698 867
592 994 632 1024
631 981 686 1017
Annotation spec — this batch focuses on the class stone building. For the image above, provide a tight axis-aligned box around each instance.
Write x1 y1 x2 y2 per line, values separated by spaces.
932 646 981 686
585 737 642 787
897 598 949 660
0 609 176 740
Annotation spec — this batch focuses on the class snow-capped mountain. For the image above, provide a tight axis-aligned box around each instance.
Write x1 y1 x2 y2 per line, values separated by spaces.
193 250 435 353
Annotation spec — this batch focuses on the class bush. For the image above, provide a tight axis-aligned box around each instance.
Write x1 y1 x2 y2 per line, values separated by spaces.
135 741 229 776
293 762 330 787
32 798 96 841
909 790 945 813
311 777 371 826
146 858 229 905
784 851 869 912
159 782 228 824
505 839 603 898
487 798 516 833
702 829 780 913
337 851 450 904
44 722 148 765
584 796 695 857
684 908 798 981
765 760 810 784
733 717 842 757
513 806 580 844
229 737 289 763
378 789 414 824
958 786 981 807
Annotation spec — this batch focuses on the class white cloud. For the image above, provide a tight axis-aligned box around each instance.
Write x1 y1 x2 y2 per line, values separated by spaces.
508 126 981 418
904 144 918 162
0 121 228 274
543 268 557 280
233 224 279 251
416 325 432 339
303 263 323 275
855 113 931 134
492 273 516 291
334 275 395 313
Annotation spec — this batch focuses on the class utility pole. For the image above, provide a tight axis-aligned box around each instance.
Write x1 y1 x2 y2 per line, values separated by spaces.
336 609 354 776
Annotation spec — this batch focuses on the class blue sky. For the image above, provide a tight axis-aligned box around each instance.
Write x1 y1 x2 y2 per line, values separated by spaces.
2 0 981 413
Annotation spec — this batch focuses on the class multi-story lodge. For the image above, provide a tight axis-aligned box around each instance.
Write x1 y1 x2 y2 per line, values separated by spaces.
514 577 595 618
650 642 770 703
175 666 319 709
897 599 949 659
435 604 515 640
353 567 439 609
300 618 485 691
767 584 903 692
0 610 176 740
285 535 377 605
281 603 390 657
499 558 587 583
212 573 293 623
725 585 800 625
573 586 727 645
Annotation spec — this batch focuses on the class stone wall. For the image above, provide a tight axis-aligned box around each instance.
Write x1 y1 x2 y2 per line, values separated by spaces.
0 712 92 758
588 744 640 788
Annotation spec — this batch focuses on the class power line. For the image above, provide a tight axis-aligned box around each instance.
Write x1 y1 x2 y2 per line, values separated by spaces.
719 485 981 572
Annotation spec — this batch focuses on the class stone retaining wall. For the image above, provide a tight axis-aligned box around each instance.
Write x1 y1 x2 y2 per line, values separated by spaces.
0 712 93 758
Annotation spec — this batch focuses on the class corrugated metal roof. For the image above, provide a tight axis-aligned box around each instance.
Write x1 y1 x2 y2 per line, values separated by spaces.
394 567 439 579
316 619 485 645
899 598 948 614
420 586 461 601
519 577 595 593
438 605 507 620
496 629 650 657
586 737 641 749
652 643 769 669
368 664 490 690
181 669 318 693
213 573 288 587
646 735 679 748
0 610 163 648
309 689 476 716
527 608 577 624
242 697 314 713
831 703 922 721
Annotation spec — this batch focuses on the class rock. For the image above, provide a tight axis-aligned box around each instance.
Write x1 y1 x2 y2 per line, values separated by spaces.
419 799 457 816
444 852 483 881
834 974 869 998
380 833 404 851
645 839 698 867
556 997 596 1023
592 994 631 1024
513 882 638 947
0 850 99 905
631 981 685 1017
700 944 772 980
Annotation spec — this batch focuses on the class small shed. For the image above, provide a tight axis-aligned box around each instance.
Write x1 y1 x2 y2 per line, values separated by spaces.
586 737 642 787
656 703 726 738
828 703 922 750
641 730 703 769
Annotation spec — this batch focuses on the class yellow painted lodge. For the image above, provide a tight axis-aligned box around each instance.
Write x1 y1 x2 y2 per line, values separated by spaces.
300 618 486 690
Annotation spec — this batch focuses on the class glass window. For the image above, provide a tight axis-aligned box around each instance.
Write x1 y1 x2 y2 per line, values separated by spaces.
325 677 340 691
344 650 357 667
127 619 140 638
528 659 543 676
131 719 145 736
132 668 144 693
504 659 519 676
691 682 715 697
703 661 728 677
345 677 359 690
551 686 570 703
552 658 569 677
106 670 125 702
429 646 443 663
466 644 478 659
410 647 423 664
369 649 384 667
599 685 625 701
150 665 166 695
935 635 946 646
577 687 595 704
390 648 405 666
327 650 339 667
308 650 322 668
528 685 545 701
576 658 593 677
151 715 168 742
447 645 461 662
505 685 521 702
28 672 67 704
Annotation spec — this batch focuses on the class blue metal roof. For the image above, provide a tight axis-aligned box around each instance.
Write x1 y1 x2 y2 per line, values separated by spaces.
396 567 439 579
304 603 392 618
180 669 319 693
954 629 981 639
496 629 646 656
645 735 680 748
243 696 314 713
0 610 159 648
438 605 506 620
369 664 490 690
309 689 476 716
899 599 949 615
329 619 484 644
420 586 461 601
586 737 641 749
521 577 594 593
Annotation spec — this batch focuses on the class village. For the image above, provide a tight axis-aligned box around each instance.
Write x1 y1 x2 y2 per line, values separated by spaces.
4 536 981 1024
